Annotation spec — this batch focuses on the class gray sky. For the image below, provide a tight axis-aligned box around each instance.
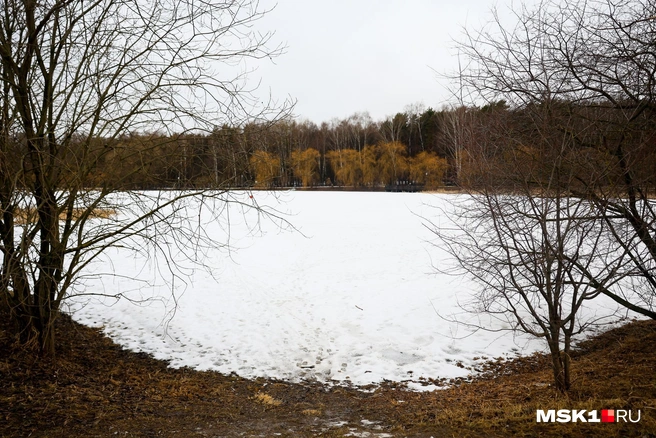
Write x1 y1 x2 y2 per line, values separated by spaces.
250 0 512 123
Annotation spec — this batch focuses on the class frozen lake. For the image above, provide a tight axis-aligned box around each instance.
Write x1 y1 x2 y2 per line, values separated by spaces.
68 191 599 388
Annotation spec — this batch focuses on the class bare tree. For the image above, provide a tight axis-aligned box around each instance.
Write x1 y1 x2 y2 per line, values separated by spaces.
438 106 475 184
404 103 426 153
432 190 627 391
429 0 656 390
429 100 632 391
450 0 656 319
378 113 406 143
0 0 291 355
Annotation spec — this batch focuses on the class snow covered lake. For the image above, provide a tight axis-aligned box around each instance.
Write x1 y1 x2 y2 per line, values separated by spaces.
67 191 609 389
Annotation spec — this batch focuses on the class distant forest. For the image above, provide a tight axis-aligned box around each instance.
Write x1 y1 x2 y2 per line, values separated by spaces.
41 99 654 191
69 104 491 190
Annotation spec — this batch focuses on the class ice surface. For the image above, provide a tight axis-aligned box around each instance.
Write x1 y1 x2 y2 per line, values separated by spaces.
67 191 620 387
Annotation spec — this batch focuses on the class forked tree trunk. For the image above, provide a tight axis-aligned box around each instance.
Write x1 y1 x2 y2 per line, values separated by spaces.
8 190 63 356
12 294 58 356
548 339 570 392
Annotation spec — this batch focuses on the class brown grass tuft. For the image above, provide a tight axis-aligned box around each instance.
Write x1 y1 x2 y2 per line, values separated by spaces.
13 207 116 225
253 392 283 407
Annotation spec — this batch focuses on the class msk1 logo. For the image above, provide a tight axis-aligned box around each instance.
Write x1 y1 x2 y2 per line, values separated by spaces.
536 409 641 423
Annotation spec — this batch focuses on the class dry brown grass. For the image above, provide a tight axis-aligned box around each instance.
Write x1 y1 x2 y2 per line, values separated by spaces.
377 320 656 437
1 307 654 437
253 392 283 407
13 207 116 225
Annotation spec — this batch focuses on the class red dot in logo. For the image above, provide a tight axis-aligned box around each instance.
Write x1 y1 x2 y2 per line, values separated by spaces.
601 409 615 423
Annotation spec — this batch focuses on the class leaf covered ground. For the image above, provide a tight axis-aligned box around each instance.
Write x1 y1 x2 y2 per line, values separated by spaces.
1 309 655 437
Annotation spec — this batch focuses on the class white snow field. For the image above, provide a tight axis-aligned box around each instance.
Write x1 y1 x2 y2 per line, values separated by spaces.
67 191 619 389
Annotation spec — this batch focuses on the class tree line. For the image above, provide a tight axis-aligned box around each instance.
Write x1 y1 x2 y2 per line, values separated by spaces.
64 103 529 190
8 98 654 194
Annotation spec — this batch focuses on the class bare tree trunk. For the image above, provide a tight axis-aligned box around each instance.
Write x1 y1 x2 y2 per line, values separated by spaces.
548 342 566 392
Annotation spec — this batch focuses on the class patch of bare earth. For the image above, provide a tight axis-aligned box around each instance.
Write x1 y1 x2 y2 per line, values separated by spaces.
1 307 655 437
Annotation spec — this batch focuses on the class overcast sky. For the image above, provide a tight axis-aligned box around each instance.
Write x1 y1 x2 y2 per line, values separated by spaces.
249 0 520 123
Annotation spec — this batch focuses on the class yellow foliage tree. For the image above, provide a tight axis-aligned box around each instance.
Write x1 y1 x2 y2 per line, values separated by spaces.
326 149 362 186
376 141 408 184
249 150 280 187
408 151 448 189
360 145 379 186
290 148 321 187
